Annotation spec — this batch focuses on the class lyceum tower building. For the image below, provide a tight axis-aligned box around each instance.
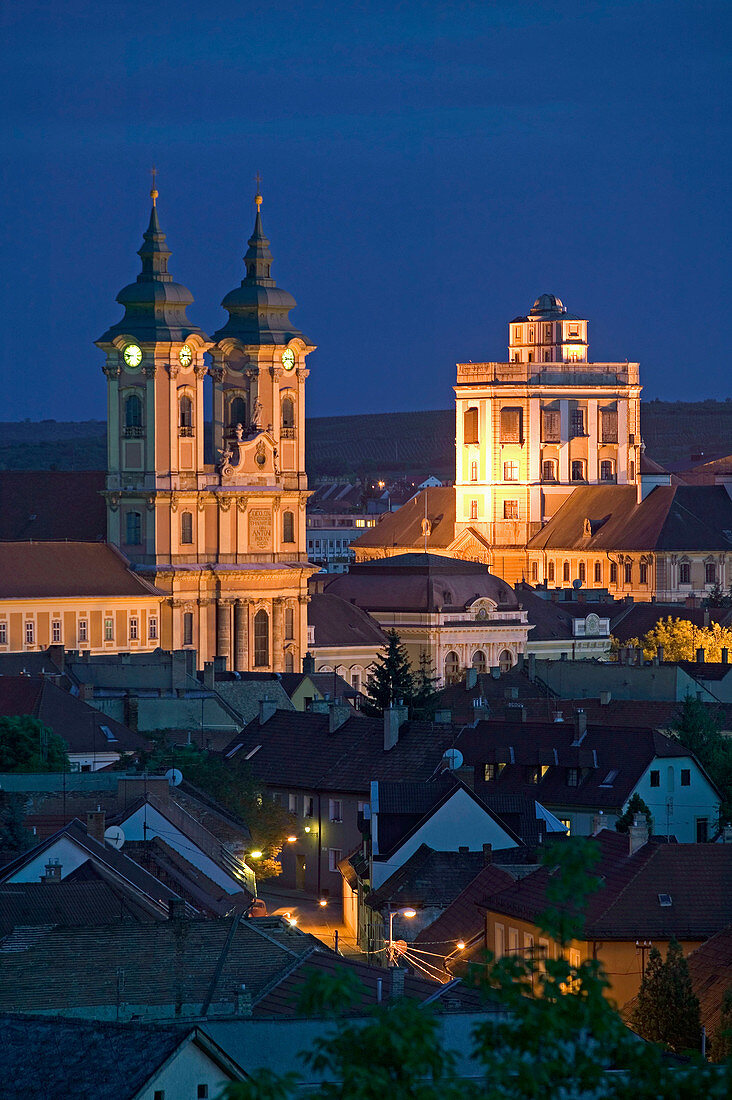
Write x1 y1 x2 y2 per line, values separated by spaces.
97 182 316 669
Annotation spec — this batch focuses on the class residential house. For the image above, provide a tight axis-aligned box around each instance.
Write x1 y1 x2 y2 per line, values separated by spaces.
0 1016 246 1100
479 827 732 1006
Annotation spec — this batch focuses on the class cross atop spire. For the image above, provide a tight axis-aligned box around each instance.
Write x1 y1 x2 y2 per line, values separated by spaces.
150 165 158 207
255 171 263 210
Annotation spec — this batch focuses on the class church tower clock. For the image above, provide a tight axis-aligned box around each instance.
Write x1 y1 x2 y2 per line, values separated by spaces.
97 181 316 670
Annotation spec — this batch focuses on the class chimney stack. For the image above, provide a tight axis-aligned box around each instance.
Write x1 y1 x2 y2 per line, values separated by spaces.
527 653 536 682
302 651 315 674
599 690 611 706
41 858 62 884
629 812 649 855
79 683 94 702
259 696 277 725
591 811 604 835
465 667 477 690
328 702 351 733
383 705 409 751
203 661 215 689
483 843 493 865
697 647 705 664
576 710 587 738
721 648 729 665
86 809 106 845
168 898 186 921
656 645 664 663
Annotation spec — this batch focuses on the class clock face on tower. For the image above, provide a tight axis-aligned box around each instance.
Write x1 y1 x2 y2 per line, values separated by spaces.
179 344 193 367
123 344 142 367
281 348 295 371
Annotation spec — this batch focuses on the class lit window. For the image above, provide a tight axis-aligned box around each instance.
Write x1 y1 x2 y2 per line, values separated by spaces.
0 622 6 645
504 461 519 481
25 621 35 645
148 617 158 640
104 618 114 642
129 617 138 640
78 620 88 643
52 620 62 643
484 763 498 781
504 500 519 520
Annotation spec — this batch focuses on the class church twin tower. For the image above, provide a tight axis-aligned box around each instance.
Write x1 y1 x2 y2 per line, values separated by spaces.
96 186 316 671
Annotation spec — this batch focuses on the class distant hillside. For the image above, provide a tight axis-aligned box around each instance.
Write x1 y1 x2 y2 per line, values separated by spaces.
0 401 730 477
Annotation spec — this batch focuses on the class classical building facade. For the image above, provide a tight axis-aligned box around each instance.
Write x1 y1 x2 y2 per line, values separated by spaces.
97 186 316 669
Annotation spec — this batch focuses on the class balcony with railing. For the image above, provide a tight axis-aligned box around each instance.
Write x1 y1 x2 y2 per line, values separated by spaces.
123 426 145 438
456 361 640 387
179 426 195 437
280 426 296 439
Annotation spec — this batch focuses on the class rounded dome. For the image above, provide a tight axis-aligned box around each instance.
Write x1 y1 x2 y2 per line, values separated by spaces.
530 293 566 317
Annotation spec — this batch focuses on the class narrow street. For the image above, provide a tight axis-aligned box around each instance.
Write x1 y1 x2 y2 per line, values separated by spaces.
258 884 363 958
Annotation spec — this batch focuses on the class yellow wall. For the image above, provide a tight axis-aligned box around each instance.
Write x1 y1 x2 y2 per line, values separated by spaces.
0 596 163 655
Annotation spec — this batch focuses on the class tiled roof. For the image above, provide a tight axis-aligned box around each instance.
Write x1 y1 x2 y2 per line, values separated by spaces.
208 676 295 726
609 602 732 643
0 470 106 541
365 844 489 912
124 837 252 916
0 1015 212 1100
0 880 164 936
513 697 732 734
517 585 609 642
677 925 732 1037
0 541 159 598
415 863 518 951
0 915 316 1015
0 676 152 756
351 488 456 549
459 719 697 811
482 831 732 940
308 592 390 648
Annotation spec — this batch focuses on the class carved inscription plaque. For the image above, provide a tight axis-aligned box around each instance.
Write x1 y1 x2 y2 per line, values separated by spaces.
248 508 272 550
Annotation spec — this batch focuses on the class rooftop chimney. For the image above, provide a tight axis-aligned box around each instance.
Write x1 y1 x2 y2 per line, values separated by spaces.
483 843 493 865
86 809 106 845
721 648 729 666
657 645 664 663
697 647 705 664
79 683 94 702
591 811 604 835
465 668 477 690
41 858 62 884
527 653 536 682
574 710 587 742
599 690 611 706
203 661 215 689
383 704 409 751
302 651 315 674
259 696 277 725
329 702 351 733
723 824 732 844
629 812 649 855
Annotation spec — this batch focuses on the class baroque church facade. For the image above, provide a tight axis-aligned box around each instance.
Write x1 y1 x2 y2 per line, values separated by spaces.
97 185 316 670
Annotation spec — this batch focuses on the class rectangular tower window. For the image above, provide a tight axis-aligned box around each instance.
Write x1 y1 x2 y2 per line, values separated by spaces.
104 618 114 642
541 409 560 442
610 563 618 585
600 408 618 443
470 500 478 520
571 460 585 482
594 561 602 584
52 620 62 643
503 461 519 481
531 561 538 582
285 606 294 641
542 460 556 482
504 500 519 520
0 622 6 645
600 460 615 482
639 562 648 584
470 460 478 482
571 409 585 437
463 406 479 445
500 406 522 443
624 562 632 584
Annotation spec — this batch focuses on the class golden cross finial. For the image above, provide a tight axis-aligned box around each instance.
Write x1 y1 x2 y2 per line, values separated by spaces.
255 171 263 210
150 165 158 206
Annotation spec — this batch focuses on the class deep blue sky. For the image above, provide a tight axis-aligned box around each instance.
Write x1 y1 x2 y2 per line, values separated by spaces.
1 1 730 421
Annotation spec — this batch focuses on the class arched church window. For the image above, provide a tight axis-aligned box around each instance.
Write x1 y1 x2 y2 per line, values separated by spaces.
124 393 143 435
472 650 487 674
548 561 555 583
254 609 269 667
578 561 586 584
229 396 247 430
282 396 295 428
181 512 193 545
444 651 460 685
464 407 479 445
563 561 570 584
284 649 294 673
179 395 193 435
498 649 513 673
285 606 294 640
283 511 295 544
126 511 141 546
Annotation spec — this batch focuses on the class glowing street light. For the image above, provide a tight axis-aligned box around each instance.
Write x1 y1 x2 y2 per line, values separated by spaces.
456 940 466 951
286 835 297 843
249 850 263 859
387 906 416 966
318 898 328 908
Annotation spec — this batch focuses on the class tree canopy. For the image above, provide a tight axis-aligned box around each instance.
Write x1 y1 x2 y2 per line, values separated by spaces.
0 715 69 773
630 938 701 1053
363 630 415 716
616 615 732 663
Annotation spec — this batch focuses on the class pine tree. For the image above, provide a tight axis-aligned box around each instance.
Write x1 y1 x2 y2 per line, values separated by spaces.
363 630 414 716
411 651 440 720
710 987 732 1062
615 792 653 834
630 938 701 1053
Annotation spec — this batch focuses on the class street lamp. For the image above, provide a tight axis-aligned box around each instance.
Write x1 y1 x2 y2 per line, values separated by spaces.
387 906 416 966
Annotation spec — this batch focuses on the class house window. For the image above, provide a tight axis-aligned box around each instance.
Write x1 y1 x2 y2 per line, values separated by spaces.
504 461 519 481
149 617 158 640
470 499 478 520
126 511 142 545
566 767 580 787
104 618 114 642
639 562 648 584
444 651 460 684
610 563 618 585
470 460 478 482
154 1092 165 1100
544 324 552 340
696 818 708 843
594 562 602 584
25 620 35 645
463 406 479 444
500 406 522 443
289 793 298 814
283 511 295 543
304 797 314 818
484 763 498 781
624 562 632 585
705 562 716 585
52 620 62 643
129 618 138 640
328 849 343 873
679 562 691 585
495 924 505 958
531 561 538 582
542 459 556 482
650 770 660 787
563 561 570 584
542 409 560 442
78 620 88 643
571 460 585 482
548 561 555 582
179 395 193 433
285 650 294 673
329 799 343 822
559 819 571 835
600 408 618 443
181 511 193 544
198 1087 209 1099
183 612 193 646
0 622 6 645
578 561 586 584
254 609 269 667
681 769 691 786
229 395 247 429
504 500 519 520
600 460 615 482
570 409 585 437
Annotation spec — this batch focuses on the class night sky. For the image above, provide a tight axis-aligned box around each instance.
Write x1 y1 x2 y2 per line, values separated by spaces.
1 1 730 423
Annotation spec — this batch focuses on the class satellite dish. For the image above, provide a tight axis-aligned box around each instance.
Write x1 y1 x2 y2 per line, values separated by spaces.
104 826 125 850
442 748 464 771
572 578 582 589
165 768 183 787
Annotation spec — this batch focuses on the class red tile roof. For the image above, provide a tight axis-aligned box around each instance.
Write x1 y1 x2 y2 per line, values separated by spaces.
414 862 517 952
352 488 456 550
0 470 106 541
679 924 732 1037
0 541 159 598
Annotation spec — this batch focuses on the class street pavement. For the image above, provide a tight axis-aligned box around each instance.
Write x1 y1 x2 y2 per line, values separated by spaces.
258 883 362 958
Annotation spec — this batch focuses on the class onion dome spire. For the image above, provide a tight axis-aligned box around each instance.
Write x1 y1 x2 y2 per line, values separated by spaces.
212 179 305 346
97 173 208 344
